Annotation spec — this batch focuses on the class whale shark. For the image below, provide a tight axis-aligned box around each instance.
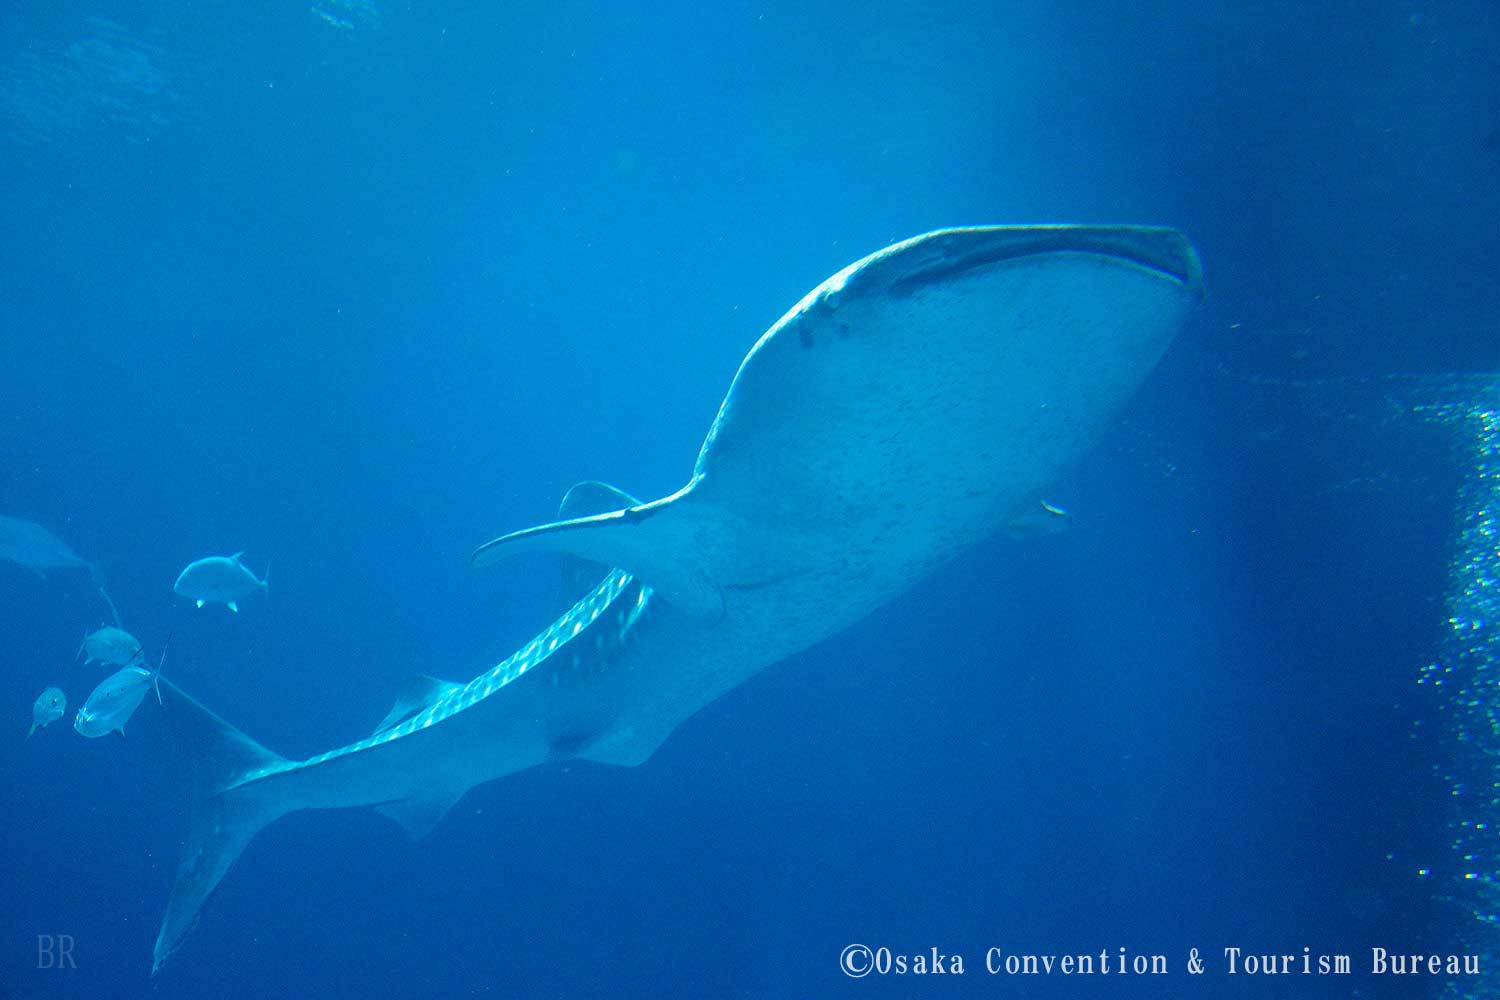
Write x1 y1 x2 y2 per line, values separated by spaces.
147 224 1203 972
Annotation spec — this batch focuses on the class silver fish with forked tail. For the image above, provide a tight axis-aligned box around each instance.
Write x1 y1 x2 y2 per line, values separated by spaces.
172 552 269 613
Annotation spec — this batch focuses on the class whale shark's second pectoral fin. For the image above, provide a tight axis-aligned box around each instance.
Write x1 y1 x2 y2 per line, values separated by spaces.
471 486 724 621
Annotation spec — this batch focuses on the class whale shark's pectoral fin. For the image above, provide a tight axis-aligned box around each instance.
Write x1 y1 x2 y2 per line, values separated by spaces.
471 487 724 621
375 785 469 840
373 675 464 735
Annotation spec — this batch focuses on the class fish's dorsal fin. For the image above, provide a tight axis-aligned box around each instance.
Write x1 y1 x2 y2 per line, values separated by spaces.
556 481 643 604
374 784 469 840
372 675 464 735
230 551 245 562
471 486 723 621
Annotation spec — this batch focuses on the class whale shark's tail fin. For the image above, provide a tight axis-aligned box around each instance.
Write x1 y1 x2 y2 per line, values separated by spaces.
151 679 291 975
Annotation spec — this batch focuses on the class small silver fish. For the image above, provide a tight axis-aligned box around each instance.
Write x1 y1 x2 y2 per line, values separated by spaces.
173 552 269 613
77 626 144 667
74 666 159 737
28 686 66 738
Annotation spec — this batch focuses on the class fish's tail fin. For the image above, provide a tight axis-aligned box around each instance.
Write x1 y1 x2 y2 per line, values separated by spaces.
151 678 291 975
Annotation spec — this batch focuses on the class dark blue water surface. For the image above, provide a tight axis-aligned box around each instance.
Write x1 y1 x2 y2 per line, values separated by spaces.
2 2 1497 998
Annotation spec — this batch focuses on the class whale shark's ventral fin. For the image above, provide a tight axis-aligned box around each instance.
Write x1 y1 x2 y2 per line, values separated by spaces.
472 487 723 621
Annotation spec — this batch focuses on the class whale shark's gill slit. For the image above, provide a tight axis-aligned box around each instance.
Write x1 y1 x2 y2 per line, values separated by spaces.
887 228 1201 298
723 568 809 593
892 243 1187 295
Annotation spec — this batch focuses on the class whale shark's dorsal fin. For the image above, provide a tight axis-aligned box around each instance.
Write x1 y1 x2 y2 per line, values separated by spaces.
471 486 723 621
372 675 464 735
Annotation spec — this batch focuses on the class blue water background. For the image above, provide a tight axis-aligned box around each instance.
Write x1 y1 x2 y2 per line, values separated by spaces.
1 2 1496 997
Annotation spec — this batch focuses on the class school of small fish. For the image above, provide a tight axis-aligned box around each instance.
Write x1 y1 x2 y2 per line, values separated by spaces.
4 515 268 742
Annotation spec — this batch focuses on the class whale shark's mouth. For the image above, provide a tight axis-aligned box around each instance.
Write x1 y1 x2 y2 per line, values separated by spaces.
887 225 1203 297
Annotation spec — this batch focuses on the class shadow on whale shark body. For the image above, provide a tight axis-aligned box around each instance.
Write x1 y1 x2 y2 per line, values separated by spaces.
148 225 1204 972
